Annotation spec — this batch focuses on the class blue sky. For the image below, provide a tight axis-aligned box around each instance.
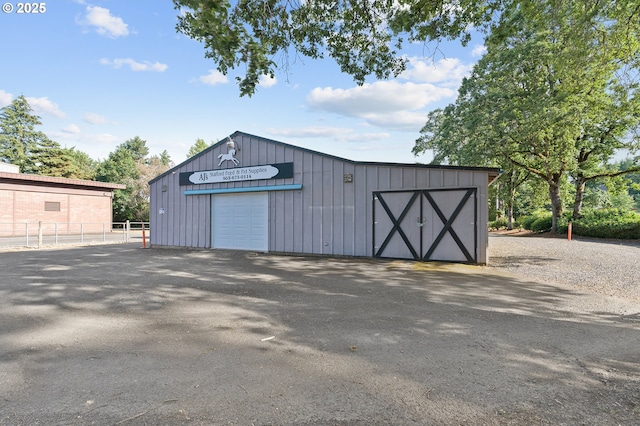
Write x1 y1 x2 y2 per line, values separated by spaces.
0 0 488 166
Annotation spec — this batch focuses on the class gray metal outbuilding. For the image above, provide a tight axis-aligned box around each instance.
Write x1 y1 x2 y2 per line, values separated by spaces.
149 131 499 264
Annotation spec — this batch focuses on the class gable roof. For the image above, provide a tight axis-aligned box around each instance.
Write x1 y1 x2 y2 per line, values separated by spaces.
150 131 501 185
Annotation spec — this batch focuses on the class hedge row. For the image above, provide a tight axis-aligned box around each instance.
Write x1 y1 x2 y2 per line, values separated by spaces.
571 209 640 239
505 208 640 239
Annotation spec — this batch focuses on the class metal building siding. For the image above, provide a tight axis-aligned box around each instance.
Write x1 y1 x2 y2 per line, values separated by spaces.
148 132 495 263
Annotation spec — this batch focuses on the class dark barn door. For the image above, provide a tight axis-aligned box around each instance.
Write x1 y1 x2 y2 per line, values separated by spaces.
373 188 478 262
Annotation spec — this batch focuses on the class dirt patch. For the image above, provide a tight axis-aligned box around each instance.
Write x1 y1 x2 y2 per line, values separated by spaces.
491 228 569 239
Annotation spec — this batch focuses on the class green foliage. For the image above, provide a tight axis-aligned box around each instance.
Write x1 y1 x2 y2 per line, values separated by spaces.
174 1 639 99
615 158 640 209
515 208 640 239
517 214 539 230
96 136 170 222
414 1 640 232
65 148 98 180
0 96 170 222
488 217 509 230
518 210 570 233
174 0 501 96
609 192 637 210
0 96 96 178
572 208 640 239
159 150 172 166
530 214 553 233
0 95 54 173
187 138 213 158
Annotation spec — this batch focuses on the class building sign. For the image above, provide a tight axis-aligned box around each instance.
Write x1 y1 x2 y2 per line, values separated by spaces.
179 162 293 185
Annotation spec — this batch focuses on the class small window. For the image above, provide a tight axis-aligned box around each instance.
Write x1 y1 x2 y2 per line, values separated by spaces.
44 201 61 212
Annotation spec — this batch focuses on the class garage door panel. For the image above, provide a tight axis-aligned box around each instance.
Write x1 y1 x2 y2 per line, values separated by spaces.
212 192 268 251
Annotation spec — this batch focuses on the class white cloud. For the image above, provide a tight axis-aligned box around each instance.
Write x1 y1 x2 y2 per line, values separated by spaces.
306 81 454 131
62 124 81 134
304 57 470 132
79 6 129 38
83 112 110 124
25 96 66 118
100 58 168 72
399 57 472 86
341 132 392 143
267 126 354 139
194 69 229 86
0 89 12 107
46 130 120 160
472 44 487 57
266 126 391 143
259 74 278 88
361 111 430 130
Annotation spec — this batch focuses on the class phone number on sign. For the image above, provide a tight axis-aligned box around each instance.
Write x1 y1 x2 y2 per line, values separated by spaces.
2 2 46 13
223 175 253 181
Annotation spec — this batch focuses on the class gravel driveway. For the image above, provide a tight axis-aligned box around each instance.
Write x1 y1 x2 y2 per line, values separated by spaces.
1 235 639 425
489 232 640 303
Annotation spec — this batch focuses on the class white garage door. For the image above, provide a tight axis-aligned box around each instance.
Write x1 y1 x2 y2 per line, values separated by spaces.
212 192 269 251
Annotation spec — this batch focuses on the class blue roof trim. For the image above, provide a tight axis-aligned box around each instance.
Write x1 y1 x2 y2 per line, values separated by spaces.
184 184 302 195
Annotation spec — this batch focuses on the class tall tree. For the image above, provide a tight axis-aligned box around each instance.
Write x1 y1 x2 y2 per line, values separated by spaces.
30 139 79 178
131 155 173 221
173 0 639 97
414 1 640 231
159 150 173 166
173 0 501 96
0 95 53 173
187 138 213 158
65 148 98 180
97 137 146 222
96 137 171 222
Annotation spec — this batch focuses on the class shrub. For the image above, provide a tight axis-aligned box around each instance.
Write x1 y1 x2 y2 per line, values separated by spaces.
572 208 640 239
530 214 553 232
488 218 509 230
518 215 539 230
517 211 570 233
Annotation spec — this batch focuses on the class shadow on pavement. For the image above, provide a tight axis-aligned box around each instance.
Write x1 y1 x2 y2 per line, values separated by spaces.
1 244 639 425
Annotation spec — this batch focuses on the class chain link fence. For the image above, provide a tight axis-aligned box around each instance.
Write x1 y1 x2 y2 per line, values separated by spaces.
0 221 149 250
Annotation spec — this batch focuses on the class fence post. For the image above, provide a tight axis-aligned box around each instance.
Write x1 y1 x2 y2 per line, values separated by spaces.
126 220 130 242
141 222 147 248
38 221 43 249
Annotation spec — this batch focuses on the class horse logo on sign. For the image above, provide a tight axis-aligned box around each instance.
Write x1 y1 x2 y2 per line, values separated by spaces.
217 137 240 166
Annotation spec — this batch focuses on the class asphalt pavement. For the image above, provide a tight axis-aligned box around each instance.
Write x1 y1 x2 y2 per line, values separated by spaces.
1 243 639 425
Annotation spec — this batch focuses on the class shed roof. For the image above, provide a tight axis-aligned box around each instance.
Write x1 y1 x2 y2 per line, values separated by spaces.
0 171 126 190
150 131 501 185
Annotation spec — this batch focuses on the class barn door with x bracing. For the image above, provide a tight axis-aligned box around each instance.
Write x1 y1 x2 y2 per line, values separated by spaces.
373 188 478 262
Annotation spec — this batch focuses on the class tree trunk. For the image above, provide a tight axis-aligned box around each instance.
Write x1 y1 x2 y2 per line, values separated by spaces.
548 175 563 233
507 201 514 230
506 182 516 230
504 169 518 230
572 175 587 219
